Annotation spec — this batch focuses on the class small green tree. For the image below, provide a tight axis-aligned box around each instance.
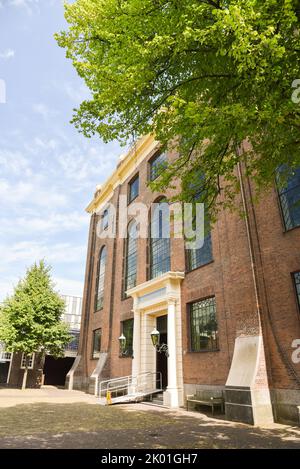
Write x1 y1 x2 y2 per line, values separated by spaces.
0 261 71 389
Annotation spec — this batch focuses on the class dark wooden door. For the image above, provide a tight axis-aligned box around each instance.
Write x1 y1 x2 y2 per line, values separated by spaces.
156 316 168 389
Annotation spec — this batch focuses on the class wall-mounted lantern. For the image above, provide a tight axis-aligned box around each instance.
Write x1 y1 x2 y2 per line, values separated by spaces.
118 333 126 354
150 327 169 357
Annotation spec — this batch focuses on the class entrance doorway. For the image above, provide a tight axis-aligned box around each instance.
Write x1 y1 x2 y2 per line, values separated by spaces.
0 361 10 384
43 356 75 386
156 315 168 389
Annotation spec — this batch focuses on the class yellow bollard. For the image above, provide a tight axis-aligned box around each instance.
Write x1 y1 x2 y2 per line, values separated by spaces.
106 390 112 405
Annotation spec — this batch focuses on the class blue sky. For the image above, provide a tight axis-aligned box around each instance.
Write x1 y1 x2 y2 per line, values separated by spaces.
0 0 122 300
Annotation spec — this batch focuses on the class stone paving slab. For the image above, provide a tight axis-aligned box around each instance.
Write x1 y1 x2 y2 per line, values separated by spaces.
0 385 98 407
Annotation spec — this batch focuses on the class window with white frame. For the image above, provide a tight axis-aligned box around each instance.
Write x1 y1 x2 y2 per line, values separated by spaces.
20 353 35 369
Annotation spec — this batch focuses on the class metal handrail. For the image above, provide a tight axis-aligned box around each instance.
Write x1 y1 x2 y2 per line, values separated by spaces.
99 371 162 400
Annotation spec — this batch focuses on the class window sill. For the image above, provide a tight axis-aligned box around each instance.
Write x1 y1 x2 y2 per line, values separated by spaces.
94 307 104 313
186 259 214 274
188 348 220 354
283 224 300 234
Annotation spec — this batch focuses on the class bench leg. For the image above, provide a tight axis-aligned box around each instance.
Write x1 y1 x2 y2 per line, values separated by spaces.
212 404 214 417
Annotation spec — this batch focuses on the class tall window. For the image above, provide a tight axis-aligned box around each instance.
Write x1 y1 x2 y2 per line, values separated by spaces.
149 151 167 181
149 199 170 279
92 329 101 359
277 166 300 230
95 246 107 311
293 272 300 311
189 297 218 352
120 319 134 357
185 172 213 270
128 174 139 204
124 221 138 295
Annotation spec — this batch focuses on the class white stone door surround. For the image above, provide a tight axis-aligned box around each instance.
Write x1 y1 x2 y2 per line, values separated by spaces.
127 271 185 408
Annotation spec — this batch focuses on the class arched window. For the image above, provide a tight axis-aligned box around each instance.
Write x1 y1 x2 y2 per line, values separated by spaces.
95 246 107 311
123 220 138 295
149 198 170 279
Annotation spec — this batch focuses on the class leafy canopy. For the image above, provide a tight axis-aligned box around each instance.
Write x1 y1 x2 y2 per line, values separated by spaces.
56 0 300 211
0 261 71 357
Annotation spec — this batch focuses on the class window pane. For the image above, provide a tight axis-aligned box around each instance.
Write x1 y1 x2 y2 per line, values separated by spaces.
187 233 212 270
277 167 300 230
121 319 134 356
294 272 300 311
150 201 170 279
185 171 213 270
95 247 107 310
21 353 34 369
92 329 101 359
129 175 139 203
124 221 138 293
150 152 167 181
190 297 218 352
102 209 109 230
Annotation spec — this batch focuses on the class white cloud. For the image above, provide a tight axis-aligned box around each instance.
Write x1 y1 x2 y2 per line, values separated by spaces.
64 81 90 104
0 240 86 267
0 277 16 301
53 277 84 298
0 211 88 235
0 148 31 176
0 49 15 60
5 0 62 15
32 103 59 120
0 179 68 209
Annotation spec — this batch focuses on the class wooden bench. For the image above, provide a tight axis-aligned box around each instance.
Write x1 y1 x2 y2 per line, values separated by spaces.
186 388 225 416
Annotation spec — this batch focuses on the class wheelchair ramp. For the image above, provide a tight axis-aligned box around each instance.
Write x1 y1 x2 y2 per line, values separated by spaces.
98 371 162 405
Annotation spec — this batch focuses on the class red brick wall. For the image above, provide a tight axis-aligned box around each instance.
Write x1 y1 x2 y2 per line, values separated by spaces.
79 151 300 393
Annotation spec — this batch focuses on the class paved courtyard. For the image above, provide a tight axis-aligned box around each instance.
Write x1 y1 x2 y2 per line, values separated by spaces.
0 386 299 449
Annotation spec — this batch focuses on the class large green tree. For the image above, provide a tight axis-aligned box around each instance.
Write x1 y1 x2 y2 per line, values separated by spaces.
0 261 71 389
56 0 300 211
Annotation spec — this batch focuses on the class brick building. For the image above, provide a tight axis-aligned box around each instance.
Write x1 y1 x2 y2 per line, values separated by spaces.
0 295 82 388
71 134 300 425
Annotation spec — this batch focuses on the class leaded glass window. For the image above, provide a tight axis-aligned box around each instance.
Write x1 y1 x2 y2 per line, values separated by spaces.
149 151 167 181
120 319 134 357
124 221 138 294
186 210 212 270
185 172 213 270
95 246 107 311
293 272 300 311
128 174 139 203
190 297 218 352
277 166 300 230
150 199 170 279
92 328 101 359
